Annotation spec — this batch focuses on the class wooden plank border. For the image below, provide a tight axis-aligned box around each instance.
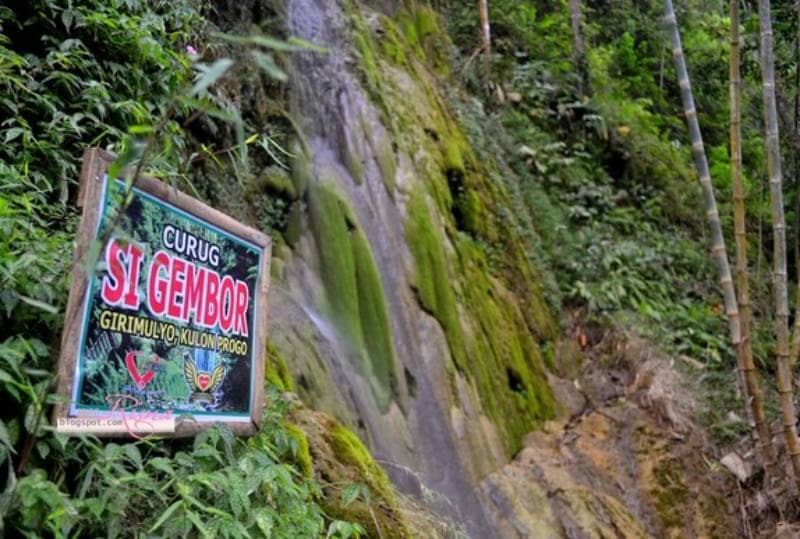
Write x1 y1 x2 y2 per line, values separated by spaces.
54 148 271 437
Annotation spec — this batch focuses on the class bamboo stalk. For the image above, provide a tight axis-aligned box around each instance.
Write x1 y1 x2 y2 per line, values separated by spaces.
663 0 741 350
757 0 800 483
478 0 491 81
730 0 777 475
791 0 800 367
569 0 590 97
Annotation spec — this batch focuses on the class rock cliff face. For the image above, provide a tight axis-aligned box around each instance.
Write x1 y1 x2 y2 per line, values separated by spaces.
245 0 738 536
265 0 556 535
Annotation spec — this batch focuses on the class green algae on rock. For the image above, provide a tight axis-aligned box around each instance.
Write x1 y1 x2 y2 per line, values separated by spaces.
307 179 398 411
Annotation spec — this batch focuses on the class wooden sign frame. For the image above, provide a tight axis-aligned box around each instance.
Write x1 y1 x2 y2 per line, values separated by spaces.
53 148 271 436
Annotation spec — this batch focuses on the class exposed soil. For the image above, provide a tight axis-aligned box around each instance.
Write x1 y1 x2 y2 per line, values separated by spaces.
481 316 742 538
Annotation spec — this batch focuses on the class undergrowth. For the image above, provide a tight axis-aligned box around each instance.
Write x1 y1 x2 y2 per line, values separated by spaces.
437 0 785 445
0 0 365 535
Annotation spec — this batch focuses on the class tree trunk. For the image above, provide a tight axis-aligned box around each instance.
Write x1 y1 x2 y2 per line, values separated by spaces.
569 0 591 97
478 0 491 82
730 0 776 476
791 0 800 367
757 0 800 483
663 0 741 354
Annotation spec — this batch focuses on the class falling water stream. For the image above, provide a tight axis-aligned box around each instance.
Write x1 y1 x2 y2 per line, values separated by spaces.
268 0 497 535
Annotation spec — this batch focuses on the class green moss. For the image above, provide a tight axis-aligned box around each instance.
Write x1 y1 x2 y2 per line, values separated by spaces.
284 202 303 247
352 229 397 409
405 191 466 370
290 147 313 197
324 423 413 538
414 6 437 38
652 460 691 531
308 180 397 410
443 139 466 174
270 255 285 283
354 32 380 92
285 423 313 478
379 16 409 67
259 167 297 200
266 340 294 392
308 180 364 351
329 424 396 505
401 19 423 58
453 188 483 236
343 0 556 454
373 136 397 195
395 5 450 75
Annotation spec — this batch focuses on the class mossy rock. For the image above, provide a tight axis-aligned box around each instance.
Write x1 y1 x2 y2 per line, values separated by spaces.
307 180 398 411
453 237 555 454
405 190 466 370
395 4 451 76
378 15 409 67
353 30 380 94
284 422 313 479
283 201 303 247
257 166 298 200
289 407 415 538
371 133 397 195
352 228 398 405
290 145 313 197
308 180 364 351
266 339 294 392
391 69 559 439
651 458 692 532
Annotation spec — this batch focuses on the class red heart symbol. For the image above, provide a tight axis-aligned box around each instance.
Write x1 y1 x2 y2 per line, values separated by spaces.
125 351 157 390
197 374 211 391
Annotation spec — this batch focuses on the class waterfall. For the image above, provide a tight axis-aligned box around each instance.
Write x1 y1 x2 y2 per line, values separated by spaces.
264 0 498 535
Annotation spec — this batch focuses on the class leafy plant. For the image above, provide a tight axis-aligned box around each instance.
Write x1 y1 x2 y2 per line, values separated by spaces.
0 0 366 536
6 392 363 538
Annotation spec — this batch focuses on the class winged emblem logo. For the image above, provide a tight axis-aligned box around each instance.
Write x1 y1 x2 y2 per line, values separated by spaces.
183 352 225 403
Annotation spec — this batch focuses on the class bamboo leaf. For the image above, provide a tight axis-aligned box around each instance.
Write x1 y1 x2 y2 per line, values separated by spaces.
214 32 300 51
149 500 182 533
191 58 233 96
16 294 57 314
251 50 287 81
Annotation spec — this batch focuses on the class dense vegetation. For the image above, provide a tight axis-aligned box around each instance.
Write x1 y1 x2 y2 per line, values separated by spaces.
7 0 800 534
438 0 800 445
0 1 365 536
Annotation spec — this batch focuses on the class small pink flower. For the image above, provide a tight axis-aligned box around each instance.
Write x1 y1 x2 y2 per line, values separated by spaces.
186 45 198 57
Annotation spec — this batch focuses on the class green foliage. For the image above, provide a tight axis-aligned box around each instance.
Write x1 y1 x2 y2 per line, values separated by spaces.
438 0 766 445
0 1 366 536
6 394 363 538
1 6 205 533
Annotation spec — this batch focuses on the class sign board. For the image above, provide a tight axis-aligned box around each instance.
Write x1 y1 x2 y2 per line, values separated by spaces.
54 149 271 436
